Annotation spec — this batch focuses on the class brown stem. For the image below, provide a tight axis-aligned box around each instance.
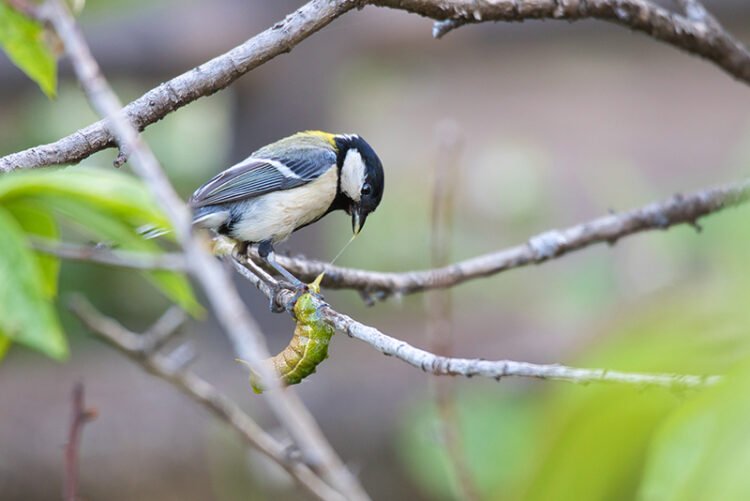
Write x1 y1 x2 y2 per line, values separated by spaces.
63 383 97 501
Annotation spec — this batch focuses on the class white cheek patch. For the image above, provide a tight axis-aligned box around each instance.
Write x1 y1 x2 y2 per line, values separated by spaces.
340 149 366 202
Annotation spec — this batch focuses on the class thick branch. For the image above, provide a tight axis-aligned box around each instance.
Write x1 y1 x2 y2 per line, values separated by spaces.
236 179 750 297
69 297 343 501
2 0 750 171
231 259 720 390
376 0 750 85
0 0 358 172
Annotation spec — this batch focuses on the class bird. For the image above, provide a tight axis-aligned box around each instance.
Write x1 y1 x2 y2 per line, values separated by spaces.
189 130 385 287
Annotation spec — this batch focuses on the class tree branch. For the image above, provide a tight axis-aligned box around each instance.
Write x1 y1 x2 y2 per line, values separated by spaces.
426 123 480 501
2 0 749 171
234 178 750 298
231 258 720 390
41 1 367 498
30 237 187 271
63 383 97 501
379 0 750 86
0 0 359 172
68 296 344 501
31 176 750 301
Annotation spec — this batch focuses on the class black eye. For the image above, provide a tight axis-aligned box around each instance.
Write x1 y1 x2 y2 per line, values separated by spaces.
361 184 372 196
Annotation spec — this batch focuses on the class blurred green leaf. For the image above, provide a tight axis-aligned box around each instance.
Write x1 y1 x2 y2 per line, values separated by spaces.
0 207 67 359
0 3 57 97
0 334 11 361
49 197 202 315
520 283 750 501
639 361 750 501
6 201 60 298
0 167 171 232
0 167 200 315
523 386 676 501
398 393 538 499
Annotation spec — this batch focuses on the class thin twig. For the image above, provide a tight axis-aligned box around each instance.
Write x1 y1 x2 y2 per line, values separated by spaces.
3 0 750 171
235 178 750 298
30 237 187 271
432 18 469 38
42 2 367 499
427 122 479 501
68 296 344 501
141 306 188 354
231 258 721 390
30 174 750 301
64 383 97 501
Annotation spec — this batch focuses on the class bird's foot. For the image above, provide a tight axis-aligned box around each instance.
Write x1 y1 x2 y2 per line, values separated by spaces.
268 278 325 314
268 280 315 313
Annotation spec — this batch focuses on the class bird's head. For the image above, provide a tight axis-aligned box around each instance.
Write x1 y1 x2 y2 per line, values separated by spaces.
334 134 384 235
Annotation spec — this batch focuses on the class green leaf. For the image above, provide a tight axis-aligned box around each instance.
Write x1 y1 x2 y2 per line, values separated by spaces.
0 207 67 359
398 394 539 499
0 167 171 232
5 201 60 298
0 167 200 315
517 280 750 501
0 334 11 361
47 197 202 315
639 362 750 501
0 3 57 97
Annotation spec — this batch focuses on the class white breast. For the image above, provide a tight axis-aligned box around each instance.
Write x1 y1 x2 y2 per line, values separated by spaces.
231 166 339 243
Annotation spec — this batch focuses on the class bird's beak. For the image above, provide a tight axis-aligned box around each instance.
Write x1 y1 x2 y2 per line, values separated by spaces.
351 204 367 235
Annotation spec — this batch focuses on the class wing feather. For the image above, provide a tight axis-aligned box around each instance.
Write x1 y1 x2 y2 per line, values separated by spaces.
189 147 335 208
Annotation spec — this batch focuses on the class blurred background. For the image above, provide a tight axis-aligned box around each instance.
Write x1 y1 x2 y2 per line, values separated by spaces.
3 1 750 499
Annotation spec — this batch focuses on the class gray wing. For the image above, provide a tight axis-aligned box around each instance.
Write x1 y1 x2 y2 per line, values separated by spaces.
189 148 335 208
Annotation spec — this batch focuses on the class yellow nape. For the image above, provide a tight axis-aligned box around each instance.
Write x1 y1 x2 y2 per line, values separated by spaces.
302 130 337 147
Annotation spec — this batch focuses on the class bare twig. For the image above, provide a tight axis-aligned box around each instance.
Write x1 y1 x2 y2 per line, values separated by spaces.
69 296 344 501
64 383 97 501
432 18 469 38
30 175 750 301
42 2 367 499
235 179 750 298
30 237 187 271
231 258 721 390
141 306 188 354
3 0 750 172
427 122 479 501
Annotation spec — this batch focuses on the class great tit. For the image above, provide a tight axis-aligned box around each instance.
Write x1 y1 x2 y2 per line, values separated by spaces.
189 130 384 285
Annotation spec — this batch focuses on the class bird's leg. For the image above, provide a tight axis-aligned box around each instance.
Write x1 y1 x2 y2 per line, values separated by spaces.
257 240 307 290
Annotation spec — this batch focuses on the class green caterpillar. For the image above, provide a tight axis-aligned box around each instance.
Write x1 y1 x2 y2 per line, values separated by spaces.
249 274 334 393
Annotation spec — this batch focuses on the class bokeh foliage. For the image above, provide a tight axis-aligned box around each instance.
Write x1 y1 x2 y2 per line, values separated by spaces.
0 167 199 362
397 203 750 500
0 2 57 97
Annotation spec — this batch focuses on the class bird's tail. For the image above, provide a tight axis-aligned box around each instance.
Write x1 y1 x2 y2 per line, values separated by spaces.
139 206 229 240
137 224 172 240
